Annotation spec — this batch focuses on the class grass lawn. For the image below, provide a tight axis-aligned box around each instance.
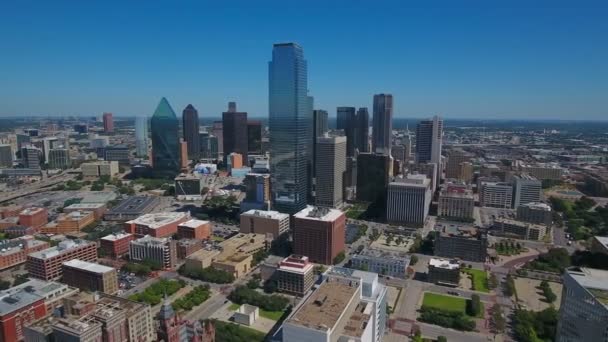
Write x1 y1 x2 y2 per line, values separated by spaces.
260 309 284 321
463 268 490 293
228 303 240 311
422 292 484 318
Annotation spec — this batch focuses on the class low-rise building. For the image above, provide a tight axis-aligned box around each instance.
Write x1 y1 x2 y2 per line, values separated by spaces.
350 249 411 279
276 255 315 296
129 235 177 269
177 219 211 240
41 210 96 234
520 162 563 180
62 259 119 294
99 232 133 258
493 218 547 241
125 211 190 238
240 209 290 239
0 236 49 270
233 304 259 326
27 239 98 281
81 160 119 179
589 236 608 255
103 196 159 221
434 223 488 262
516 202 552 226
63 203 107 220
174 174 204 200
0 205 22 219
18 207 48 229
428 258 460 286
176 239 202 259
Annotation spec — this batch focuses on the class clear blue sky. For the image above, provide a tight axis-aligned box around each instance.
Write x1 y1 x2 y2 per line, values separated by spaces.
1 1 607 120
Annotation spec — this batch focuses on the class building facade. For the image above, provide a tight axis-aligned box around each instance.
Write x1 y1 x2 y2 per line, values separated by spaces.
61 259 118 294
315 135 346 208
480 182 513 208
222 102 249 161
293 206 345 265
182 104 200 160
276 255 315 296
513 174 542 208
27 240 98 280
371 94 393 156
240 210 290 239
129 236 177 269
428 258 460 286
151 97 180 173
386 175 431 227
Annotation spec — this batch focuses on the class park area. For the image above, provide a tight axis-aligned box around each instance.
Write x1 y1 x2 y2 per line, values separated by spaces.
515 278 562 311
462 268 490 293
418 292 484 331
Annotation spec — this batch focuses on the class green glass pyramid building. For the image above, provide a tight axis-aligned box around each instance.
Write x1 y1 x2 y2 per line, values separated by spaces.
151 97 180 172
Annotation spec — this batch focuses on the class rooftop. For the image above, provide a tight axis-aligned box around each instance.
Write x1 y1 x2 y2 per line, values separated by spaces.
353 249 410 262
28 239 95 260
63 259 114 274
567 267 608 305
242 209 289 220
429 258 460 270
436 223 481 238
178 219 209 228
64 203 106 210
20 207 46 215
126 212 188 229
107 196 158 214
130 235 170 246
80 192 117 204
288 279 359 331
519 202 551 211
100 232 132 241
0 279 75 315
294 206 344 222
495 218 546 230
341 301 373 338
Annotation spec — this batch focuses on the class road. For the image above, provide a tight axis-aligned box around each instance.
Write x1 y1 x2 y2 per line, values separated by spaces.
0 172 76 203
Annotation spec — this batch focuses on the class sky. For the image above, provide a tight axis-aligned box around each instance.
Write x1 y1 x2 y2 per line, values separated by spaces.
1 1 607 120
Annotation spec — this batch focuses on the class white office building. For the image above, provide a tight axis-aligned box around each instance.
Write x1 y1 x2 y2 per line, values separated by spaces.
480 182 513 208
513 174 542 208
386 174 431 227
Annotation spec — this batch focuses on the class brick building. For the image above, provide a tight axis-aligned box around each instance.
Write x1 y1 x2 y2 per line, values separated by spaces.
293 206 346 265
125 212 190 238
27 240 97 281
18 207 48 229
0 236 49 271
62 259 119 295
177 219 211 240
99 232 133 258
40 211 96 234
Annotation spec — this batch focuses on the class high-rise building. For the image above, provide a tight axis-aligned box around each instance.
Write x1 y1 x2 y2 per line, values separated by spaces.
356 153 391 206
102 112 114 133
356 107 370 153
21 145 41 169
312 109 328 179
135 116 148 157
0 144 13 167
557 267 608 342
269 42 313 214
315 135 346 208
129 235 177 269
151 97 180 173
222 102 248 161
212 121 224 157
247 120 262 155
240 209 290 239
513 174 542 208
372 94 393 156
386 175 432 227
416 115 443 179
480 182 513 208
182 104 200 160
293 206 345 265
241 173 271 211
48 148 70 169
337 107 356 157
517 202 552 226
445 149 473 180
61 259 119 294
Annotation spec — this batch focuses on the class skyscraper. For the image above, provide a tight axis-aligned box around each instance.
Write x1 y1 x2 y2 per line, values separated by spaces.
247 120 262 155
0 144 12 168
182 104 200 160
151 97 180 173
337 107 357 157
315 136 346 208
222 102 248 162
356 107 370 153
269 42 313 214
416 115 443 165
372 94 393 155
135 116 148 157
312 109 328 179
102 112 114 133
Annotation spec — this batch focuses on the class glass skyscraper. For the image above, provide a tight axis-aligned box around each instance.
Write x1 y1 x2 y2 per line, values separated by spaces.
151 97 180 173
269 43 313 214
372 94 393 156
135 116 148 157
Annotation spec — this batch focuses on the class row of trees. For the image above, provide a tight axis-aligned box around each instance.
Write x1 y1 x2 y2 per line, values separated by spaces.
494 240 524 255
172 285 211 311
122 259 163 276
504 274 517 297
418 306 476 331
466 294 481 317
513 307 558 342
179 266 235 284
228 285 289 312
539 280 557 303
525 247 571 273
128 279 185 305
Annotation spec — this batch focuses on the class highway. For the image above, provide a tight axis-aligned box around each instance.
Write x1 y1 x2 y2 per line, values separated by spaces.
0 172 76 203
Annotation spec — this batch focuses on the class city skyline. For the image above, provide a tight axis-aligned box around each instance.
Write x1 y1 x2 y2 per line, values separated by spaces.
1 2 607 120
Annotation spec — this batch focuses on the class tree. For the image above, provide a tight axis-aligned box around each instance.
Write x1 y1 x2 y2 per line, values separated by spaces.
467 294 481 317
246 278 259 289
386 234 394 245
490 304 506 333
437 336 448 342
488 273 498 290
0 280 10 290
410 255 418 265
333 251 346 265
314 265 326 275
395 236 404 246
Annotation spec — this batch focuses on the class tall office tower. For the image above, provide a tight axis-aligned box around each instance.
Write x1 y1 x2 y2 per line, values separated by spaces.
315 136 346 208
182 104 200 160
513 174 542 208
356 153 391 207
446 149 473 180
228 101 237 112
21 145 41 169
151 97 180 173
0 144 12 167
135 116 148 157
48 148 70 169
556 267 608 341
312 109 329 180
337 107 357 156
356 107 370 153
416 116 443 179
372 94 393 155
102 112 114 133
293 206 346 265
16 133 30 149
222 102 248 161
386 174 432 227
269 42 313 214
247 120 262 155
480 181 513 208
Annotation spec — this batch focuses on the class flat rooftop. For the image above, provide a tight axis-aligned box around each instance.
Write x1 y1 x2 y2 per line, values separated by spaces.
293 206 344 222
130 235 169 246
429 258 460 270
0 287 42 315
126 212 188 229
63 259 114 274
28 239 94 260
288 280 358 331
178 219 209 228
241 209 289 220
20 207 45 215
567 267 608 305
495 218 545 229
436 223 480 238
520 202 551 211
107 196 158 214
64 203 106 210
101 232 132 241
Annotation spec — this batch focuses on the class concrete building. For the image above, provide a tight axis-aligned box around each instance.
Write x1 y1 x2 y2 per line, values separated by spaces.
513 174 542 208
177 219 211 240
520 163 564 180
103 196 159 221
81 161 119 179
47 148 70 169
445 149 472 180
129 235 177 269
371 94 393 156
63 203 107 220
174 174 204 200
124 211 190 238
516 202 552 226
315 135 346 208
276 255 315 296
27 240 98 281
480 182 513 208
61 259 118 294
240 173 271 211
100 232 134 258
493 218 547 241
293 206 346 265
0 236 49 271
416 116 443 181
410 161 438 193
18 207 48 228
386 174 431 227
176 239 202 259
41 210 96 234
438 186 475 221
434 223 487 262
282 267 387 342
104 146 130 165
350 249 410 279
240 209 290 239
102 112 114 133
356 153 391 206
428 258 460 286
556 267 608 342
233 304 259 326
21 145 41 169
0 144 12 168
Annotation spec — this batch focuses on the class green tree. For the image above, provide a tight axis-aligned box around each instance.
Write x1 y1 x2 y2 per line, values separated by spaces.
385 234 394 245
437 336 448 342
466 294 481 317
410 255 418 265
488 273 498 290
333 251 346 265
